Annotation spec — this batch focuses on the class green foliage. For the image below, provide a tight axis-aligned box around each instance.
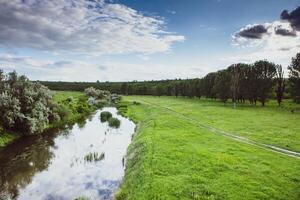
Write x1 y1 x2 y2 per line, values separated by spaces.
96 99 107 108
100 111 112 122
56 104 72 120
288 52 300 103
84 87 110 99
110 93 121 103
108 117 120 128
0 132 17 147
52 91 94 123
0 70 56 135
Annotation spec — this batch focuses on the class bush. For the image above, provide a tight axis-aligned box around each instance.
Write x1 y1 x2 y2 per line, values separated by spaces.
96 99 107 108
0 71 56 135
100 111 112 122
133 101 141 105
57 104 72 120
108 117 121 128
84 87 110 99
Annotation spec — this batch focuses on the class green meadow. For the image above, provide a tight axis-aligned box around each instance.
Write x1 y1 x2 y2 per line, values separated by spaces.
116 96 300 200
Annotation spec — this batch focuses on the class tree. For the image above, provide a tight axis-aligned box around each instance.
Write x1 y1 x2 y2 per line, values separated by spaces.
121 82 129 95
253 60 276 106
213 70 231 103
155 85 164 97
288 52 300 103
228 64 246 108
275 65 285 106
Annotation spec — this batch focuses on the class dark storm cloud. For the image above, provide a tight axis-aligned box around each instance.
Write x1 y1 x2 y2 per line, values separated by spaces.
281 6 300 31
236 24 268 39
274 26 297 37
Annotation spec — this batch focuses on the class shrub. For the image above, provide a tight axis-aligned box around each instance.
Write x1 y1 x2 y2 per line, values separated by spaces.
110 93 121 103
133 101 141 105
57 104 72 120
100 111 112 122
0 71 56 135
96 99 107 108
84 87 110 99
108 117 121 128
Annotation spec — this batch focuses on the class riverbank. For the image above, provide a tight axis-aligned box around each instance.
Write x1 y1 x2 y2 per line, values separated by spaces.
116 96 300 200
0 91 95 148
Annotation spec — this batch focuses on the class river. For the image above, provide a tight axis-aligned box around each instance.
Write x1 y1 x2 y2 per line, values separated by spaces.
0 107 135 200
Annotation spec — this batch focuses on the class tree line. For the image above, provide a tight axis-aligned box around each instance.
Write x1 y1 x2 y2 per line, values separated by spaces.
42 52 300 106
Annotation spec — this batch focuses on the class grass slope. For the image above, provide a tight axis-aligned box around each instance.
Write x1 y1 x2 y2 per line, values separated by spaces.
116 96 300 200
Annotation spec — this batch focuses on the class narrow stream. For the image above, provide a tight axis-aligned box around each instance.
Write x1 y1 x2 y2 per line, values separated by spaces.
0 107 135 200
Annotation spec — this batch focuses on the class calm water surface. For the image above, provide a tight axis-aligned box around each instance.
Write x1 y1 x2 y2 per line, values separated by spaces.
0 107 135 200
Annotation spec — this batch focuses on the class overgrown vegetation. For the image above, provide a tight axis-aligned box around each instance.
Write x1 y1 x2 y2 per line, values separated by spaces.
116 96 300 200
108 117 121 128
0 71 96 147
100 111 121 128
0 70 60 135
100 111 112 122
50 91 95 128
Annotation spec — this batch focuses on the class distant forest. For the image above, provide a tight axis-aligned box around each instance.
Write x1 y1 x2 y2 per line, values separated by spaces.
41 53 300 106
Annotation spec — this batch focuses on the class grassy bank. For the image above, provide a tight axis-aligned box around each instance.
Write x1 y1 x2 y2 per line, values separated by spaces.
0 91 94 147
116 96 300 200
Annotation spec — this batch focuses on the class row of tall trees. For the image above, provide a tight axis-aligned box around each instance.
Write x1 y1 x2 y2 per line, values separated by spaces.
42 53 300 106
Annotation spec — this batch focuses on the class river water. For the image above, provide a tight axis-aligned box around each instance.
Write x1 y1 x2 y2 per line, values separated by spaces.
0 107 135 200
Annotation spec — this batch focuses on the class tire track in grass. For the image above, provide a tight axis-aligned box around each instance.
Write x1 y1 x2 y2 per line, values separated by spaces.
134 99 300 159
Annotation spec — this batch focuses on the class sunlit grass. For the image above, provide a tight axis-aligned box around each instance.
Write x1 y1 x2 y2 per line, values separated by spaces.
126 96 300 152
116 96 300 200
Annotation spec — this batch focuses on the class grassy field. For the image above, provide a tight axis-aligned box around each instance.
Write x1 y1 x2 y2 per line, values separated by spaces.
52 90 85 103
116 96 300 200
124 96 300 152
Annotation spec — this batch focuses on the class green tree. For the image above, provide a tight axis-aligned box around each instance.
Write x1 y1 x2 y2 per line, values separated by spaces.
253 60 276 106
288 52 300 103
121 82 129 95
213 70 231 103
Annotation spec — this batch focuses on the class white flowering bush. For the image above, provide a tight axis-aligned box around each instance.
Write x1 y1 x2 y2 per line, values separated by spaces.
0 70 58 135
84 87 110 99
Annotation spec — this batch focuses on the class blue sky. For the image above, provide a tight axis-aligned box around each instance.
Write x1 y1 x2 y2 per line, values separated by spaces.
0 0 299 81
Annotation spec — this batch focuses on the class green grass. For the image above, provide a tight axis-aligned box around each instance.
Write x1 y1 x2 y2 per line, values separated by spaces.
53 91 85 103
116 96 300 200
125 96 300 152
0 132 17 147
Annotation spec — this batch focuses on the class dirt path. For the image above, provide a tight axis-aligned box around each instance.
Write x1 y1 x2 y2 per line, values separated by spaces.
136 99 300 159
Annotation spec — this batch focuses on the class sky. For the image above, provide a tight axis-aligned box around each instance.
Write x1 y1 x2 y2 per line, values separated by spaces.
0 0 300 81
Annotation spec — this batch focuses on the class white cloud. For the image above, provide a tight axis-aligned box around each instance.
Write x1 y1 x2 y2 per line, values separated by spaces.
230 21 300 67
0 0 184 55
0 54 211 81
